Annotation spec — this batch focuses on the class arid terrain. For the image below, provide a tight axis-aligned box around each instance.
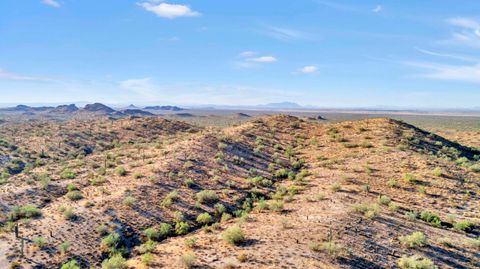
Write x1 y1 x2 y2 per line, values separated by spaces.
0 105 479 269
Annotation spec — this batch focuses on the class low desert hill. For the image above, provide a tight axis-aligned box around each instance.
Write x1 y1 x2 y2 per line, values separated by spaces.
0 116 479 269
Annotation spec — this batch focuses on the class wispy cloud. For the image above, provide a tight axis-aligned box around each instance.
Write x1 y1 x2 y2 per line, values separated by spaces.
403 17 480 84
138 1 200 19
414 47 479 62
264 26 310 41
406 61 480 84
234 52 278 68
247 56 277 63
445 17 480 48
119 78 159 98
238 51 256 58
299 65 318 74
372 5 382 13
118 78 296 105
0 69 54 82
42 0 61 8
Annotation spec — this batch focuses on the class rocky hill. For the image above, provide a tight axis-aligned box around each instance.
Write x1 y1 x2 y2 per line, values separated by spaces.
0 116 479 269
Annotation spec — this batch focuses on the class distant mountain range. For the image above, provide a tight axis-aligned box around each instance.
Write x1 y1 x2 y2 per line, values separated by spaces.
144 105 184 111
0 103 185 117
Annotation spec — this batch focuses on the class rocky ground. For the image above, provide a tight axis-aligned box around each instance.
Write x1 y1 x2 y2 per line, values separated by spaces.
0 115 479 268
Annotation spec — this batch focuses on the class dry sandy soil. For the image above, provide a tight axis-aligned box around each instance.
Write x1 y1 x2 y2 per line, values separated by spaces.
0 115 479 269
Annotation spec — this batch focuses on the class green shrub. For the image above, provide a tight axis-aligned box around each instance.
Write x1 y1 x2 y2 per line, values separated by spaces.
397 255 435 269
60 168 76 179
101 254 127 269
351 203 380 219
58 241 71 254
274 168 289 179
399 232 427 248
417 186 426 194
184 178 194 188
61 260 80 269
214 203 226 215
102 232 120 248
161 190 178 208
453 220 475 232
405 210 418 220
470 163 480 173
196 190 218 204
222 226 245 245
388 202 400 211
330 183 341 192
439 237 454 248
432 167 444 177
387 179 398 188
268 200 284 212
467 237 480 249
144 227 160 241
63 207 75 220
116 166 127 176
378 195 391 205
403 173 417 184
321 240 342 257
123 196 136 207
196 213 213 225
8 204 41 221
141 253 154 266
184 237 196 248
175 222 190 235
66 191 83 201
420 211 441 227
66 183 78 192
138 240 157 254
221 213 232 223
174 211 185 222
179 252 196 268
159 223 172 237
33 237 47 248
96 225 109 235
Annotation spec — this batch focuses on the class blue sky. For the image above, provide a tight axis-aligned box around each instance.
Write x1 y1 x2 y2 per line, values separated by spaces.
0 0 479 108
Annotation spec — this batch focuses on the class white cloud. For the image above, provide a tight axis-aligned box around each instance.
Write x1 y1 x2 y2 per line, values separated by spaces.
300 65 318 73
42 0 61 8
447 17 480 30
406 61 480 83
234 52 277 68
138 1 200 19
247 56 277 63
264 26 309 41
372 5 382 13
0 69 54 82
239 51 256 58
414 47 479 62
119 78 159 98
446 17 480 48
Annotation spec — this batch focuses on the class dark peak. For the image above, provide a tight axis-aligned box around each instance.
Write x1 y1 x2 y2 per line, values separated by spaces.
51 104 79 113
83 103 115 113
144 105 184 111
10 105 53 112
121 109 154 116
127 104 138 108
15 104 31 110
233 112 251 118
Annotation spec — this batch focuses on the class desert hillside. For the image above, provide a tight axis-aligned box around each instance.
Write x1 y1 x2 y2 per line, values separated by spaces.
0 115 479 269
